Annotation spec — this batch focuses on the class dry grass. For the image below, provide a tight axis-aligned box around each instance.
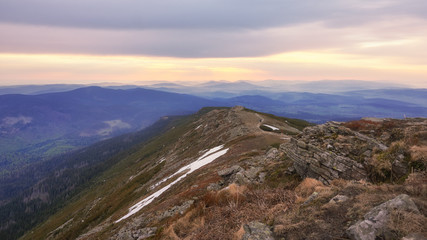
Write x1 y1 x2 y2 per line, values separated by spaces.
388 210 427 238
163 209 205 240
410 145 427 160
161 185 295 240
159 174 427 240
294 178 324 198
232 226 245 240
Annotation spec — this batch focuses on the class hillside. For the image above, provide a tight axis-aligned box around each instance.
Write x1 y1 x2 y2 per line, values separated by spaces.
20 107 426 240
0 114 189 239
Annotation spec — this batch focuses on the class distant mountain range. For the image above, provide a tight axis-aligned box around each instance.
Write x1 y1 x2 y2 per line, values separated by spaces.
1 84 426 175
0 80 410 95
0 87 217 172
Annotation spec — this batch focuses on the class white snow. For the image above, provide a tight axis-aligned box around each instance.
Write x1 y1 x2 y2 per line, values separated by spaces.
263 124 279 131
158 157 166 164
195 124 202 130
115 145 229 223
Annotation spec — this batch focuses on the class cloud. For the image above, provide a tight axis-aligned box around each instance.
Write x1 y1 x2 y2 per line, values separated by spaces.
1 116 32 126
1 22 351 58
0 0 426 30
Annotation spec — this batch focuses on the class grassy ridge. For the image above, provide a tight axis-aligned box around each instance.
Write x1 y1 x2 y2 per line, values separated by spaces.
20 107 225 240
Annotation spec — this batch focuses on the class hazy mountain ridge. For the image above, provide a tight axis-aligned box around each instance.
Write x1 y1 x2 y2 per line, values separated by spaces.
0 87 218 173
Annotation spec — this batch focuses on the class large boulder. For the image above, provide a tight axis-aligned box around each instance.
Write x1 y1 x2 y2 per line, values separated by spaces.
346 194 420 240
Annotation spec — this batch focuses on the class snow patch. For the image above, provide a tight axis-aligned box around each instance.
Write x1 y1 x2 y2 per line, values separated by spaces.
158 157 166 164
195 124 202 130
115 145 228 223
263 124 279 131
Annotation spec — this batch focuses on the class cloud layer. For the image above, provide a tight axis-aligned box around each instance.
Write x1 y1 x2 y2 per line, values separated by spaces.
0 0 426 86
1 0 427 58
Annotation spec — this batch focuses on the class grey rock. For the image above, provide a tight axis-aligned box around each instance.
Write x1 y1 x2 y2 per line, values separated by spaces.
281 122 383 184
242 221 274 240
135 227 157 240
218 165 243 177
207 183 221 191
258 172 266 183
235 172 251 185
402 233 427 240
286 166 296 174
329 194 349 204
302 191 319 206
156 200 194 220
244 167 262 179
266 148 280 160
297 140 307 149
347 194 420 240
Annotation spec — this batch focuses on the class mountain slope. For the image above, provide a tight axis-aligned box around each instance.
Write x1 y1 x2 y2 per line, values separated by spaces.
21 107 426 240
0 114 190 240
23 107 427 240
20 107 309 239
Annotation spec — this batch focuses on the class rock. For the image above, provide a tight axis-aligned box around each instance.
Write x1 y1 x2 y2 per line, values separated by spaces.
297 140 307 149
347 194 419 240
302 191 319 206
242 221 274 240
207 183 221 191
283 137 367 184
266 148 280 160
235 172 251 185
286 166 296 174
392 159 409 179
156 200 194 220
402 233 427 240
258 172 266 183
135 227 157 240
281 122 384 184
329 194 349 204
113 226 157 240
244 167 262 179
218 165 243 177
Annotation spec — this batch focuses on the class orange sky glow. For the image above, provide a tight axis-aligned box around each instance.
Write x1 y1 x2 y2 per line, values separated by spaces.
1 1 426 87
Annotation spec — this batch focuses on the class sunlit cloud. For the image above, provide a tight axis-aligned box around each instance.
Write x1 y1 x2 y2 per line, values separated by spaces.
0 0 426 86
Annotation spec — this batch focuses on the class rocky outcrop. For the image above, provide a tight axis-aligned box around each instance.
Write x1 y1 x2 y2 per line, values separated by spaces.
156 200 194 221
281 137 367 184
113 227 157 240
346 194 420 240
242 221 274 240
402 233 427 240
280 122 396 184
218 164 265 185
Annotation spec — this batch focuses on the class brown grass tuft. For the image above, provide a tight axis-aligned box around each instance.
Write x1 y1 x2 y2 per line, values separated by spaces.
294 178 324 198
232 226 245 240
164 208 205 239
388 210 427 238
202 183 247 208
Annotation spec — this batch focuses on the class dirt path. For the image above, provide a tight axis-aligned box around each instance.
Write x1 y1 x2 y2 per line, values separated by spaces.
255 113 264 128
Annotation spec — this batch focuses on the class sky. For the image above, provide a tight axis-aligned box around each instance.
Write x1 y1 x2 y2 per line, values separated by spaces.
0 0 426 87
